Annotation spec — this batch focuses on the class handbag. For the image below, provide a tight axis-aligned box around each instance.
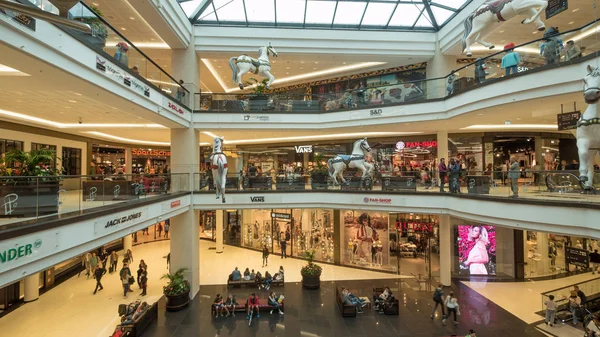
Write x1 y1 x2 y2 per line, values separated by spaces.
128 276 135 285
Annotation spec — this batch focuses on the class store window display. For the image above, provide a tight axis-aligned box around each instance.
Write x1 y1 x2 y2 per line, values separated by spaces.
200 211 216 241
524 232 593 278
291 209 334 262
241 209 274 251
342 210 389 270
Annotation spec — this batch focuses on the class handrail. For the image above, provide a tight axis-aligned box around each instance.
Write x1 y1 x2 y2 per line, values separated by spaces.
77 1 189 94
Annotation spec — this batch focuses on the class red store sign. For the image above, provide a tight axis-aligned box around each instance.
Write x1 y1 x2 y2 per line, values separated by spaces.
168 102 184 115
396 141 437 150
170 200 181 208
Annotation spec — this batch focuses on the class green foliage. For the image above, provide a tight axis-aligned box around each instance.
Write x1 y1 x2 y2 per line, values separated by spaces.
161 268 191 296
300 249 322 276
0 149 60 179
244 78 270 94
310 153 329 175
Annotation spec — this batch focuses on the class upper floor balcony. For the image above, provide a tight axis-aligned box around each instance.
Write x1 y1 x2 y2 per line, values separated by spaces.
193 20 600 129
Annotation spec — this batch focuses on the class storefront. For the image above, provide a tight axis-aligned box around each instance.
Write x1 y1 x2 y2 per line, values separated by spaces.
374 138 437 176
131 148 170 174
91 145 125 175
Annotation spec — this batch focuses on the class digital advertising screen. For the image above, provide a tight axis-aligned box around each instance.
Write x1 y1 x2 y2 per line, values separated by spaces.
457 225 496 275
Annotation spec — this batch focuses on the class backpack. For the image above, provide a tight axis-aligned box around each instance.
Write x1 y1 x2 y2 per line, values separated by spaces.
433 288 443 302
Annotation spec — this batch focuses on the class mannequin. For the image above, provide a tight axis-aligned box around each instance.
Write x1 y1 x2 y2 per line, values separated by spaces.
548 242 557 271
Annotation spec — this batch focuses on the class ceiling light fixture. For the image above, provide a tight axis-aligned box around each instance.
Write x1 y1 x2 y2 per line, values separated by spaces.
461 124 557 130
201 59 229 91
0 64 30 77
82 132 170 145
200 131 423 145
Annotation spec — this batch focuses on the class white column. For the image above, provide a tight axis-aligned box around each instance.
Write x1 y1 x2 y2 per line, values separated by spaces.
125 147 133 176
439 215 451 287
216 209 224 253
171 47 200 108
23 273 39 302
170 127 200 298
426 43 457 98
123 235 132 251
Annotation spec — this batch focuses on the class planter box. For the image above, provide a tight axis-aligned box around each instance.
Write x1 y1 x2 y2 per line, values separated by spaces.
381 176 417 191
165 291 190 312
0 181 60 217
276 176 305 191
301 274 320 290
310 174 329 190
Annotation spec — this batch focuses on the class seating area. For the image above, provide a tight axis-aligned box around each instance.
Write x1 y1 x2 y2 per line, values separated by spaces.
372 287 399 315
227 267 284 288
227 277 284 287
113 301 158 337
210 296 285 317
336 286 360 317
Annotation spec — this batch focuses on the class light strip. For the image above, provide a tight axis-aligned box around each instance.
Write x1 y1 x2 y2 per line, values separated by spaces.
461 124 558 130
201 131 423 145
469 46 540 55
202 59 387 93
82 132 171 146
0 108 166 128
0 64 30 76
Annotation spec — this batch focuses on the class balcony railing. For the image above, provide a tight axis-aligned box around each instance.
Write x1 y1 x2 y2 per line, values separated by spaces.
9 0 192 108
195 20 600 113
193 170 600 204
0 173 189 228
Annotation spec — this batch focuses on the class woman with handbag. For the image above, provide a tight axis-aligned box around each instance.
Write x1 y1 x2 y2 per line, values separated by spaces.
442 292 460 326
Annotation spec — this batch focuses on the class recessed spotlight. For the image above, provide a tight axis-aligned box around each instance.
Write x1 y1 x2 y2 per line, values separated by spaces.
121 27 126 31
342 62 347 65
150 38 155 41
500 40 506 43
300 61 304 64
92 2 98 5
516 117 522 120
286 72 289 75
217 66 222 68
68 100 77 103
300 67 303 70
313 68 317 70
129 17 135 20
572 8 579 12
477 113 484 116
568 21 574 25
286 67 290 69
74 92 82 96
314 62 319 64
499 30 504 33
532 31 538 34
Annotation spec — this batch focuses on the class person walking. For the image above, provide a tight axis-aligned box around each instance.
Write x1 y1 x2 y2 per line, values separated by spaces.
109 251 116 273
164 221 170 239
93 264 106 294
431 283 446 319
438 158 447 192
545 294 557 326
140 267 148 296
157 222 163 239
262 245 269 267
442 292 460 326
124 249 133 264
137 260 147 288
508 158 520 198
120 263 133 298
280 232 287 259
89 252 99 274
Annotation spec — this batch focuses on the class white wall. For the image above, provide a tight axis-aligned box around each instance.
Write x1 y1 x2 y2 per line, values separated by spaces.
0 128 87 175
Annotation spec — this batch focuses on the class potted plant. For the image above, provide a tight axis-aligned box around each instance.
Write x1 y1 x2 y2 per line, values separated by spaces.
73 6 108 49
244 78 271 111
0 148 61 217
301 249 322 289
161 268 191 312
310 153 329 190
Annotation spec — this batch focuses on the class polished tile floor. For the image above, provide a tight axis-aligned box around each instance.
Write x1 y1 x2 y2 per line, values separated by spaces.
143 279 547 337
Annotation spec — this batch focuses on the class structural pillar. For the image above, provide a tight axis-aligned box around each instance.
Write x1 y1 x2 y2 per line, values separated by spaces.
216 209 224 253
333 210 341 264
23 273 39 302
426 43 457 99
170 127 200 298
171 46 200 109
534 136 543 168
123 234 132 251
439 214 451 287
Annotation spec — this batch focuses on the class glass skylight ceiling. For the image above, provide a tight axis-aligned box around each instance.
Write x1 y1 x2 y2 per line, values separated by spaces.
177 0 472 31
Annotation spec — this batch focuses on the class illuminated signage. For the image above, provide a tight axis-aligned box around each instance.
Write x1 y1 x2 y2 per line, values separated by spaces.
132 149 171 157
396 141 437 150
295 145 313 153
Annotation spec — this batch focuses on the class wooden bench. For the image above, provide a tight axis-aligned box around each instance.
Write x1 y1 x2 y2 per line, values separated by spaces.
120 301 158 337
372 287 399 315
336 287 358 317
227 277 284 287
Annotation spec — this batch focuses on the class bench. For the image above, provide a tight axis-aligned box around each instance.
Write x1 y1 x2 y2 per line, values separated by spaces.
119 301 158 337
227 277 284 287
211 300 285 316
372 288 399 315
336 287 358 317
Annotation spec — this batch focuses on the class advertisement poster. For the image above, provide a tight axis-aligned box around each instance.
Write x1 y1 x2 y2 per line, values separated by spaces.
457 225 496 275
343 210 389 267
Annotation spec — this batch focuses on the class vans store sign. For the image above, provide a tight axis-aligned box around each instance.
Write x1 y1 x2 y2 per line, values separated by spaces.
94 209 148 235
0 234 57 268
95 56 151 98
295 145 313 154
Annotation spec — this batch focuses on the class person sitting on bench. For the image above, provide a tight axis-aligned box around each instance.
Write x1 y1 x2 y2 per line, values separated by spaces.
373 287 392 311
243 268 251 280
263 271 273 290
213 294 227 317
255 271 263 288
342 287 363 314
246 293 260 320
231 267 242 281
121 302 148 325
268 291 284 315
225 294 237 317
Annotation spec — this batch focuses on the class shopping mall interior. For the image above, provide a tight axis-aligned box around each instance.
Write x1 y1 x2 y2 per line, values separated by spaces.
0 0 600 336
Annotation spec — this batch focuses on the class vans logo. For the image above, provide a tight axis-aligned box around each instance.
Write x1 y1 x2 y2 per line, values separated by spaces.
295 145 313 153
250 196 265 202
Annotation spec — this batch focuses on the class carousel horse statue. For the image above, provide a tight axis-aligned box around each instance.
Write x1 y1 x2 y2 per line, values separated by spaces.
229 43 278 90
211 136 228 203
576 65 600 193
328 138 373 186
462 0 548 57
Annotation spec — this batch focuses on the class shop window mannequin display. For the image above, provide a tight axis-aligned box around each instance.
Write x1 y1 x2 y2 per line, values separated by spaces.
548 242 557 271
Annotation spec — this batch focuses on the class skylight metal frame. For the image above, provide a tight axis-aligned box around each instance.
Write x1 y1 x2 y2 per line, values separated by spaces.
182 0 472 32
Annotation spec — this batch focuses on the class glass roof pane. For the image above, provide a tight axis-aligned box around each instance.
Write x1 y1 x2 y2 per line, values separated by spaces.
433 0 468 10
431 6 454 25
305 0 336 24
198 10 218 21
245 0 275 22
387 3 423 27
361 2 395 26
414 11 434 27
333 1 367 25
179 0 202 17
276 0 306 23
213 0 246 22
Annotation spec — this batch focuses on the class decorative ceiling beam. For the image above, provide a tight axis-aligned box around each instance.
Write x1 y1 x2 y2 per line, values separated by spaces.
421 0 439 30
190 0 214 22
385 1 400 28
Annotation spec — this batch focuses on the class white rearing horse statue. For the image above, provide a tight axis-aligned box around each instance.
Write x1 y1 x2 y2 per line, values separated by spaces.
211 136 228 203
328 138 373 186
462 0 548 57
229 43 278 90
577 65 600 193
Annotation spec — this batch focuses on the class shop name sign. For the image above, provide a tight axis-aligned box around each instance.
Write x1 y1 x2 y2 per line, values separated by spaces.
250 196 265 202
363 197 392 204
167 102 184 115
95 209 148 234
566 246 589 268
396 141 437 150
271 212 291 220
0 239 42 264
132 149 171 157
95 56 150 98
0 7 36 31
105 212 143 229
0 233 57 268
295 145 313 153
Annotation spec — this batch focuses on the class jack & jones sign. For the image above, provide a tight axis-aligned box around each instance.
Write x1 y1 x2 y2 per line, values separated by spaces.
94 208 148 235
